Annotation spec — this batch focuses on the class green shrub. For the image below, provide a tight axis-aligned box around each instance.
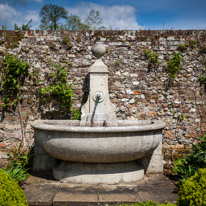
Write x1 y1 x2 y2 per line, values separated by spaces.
178 41 198 52
144 49 160 69
71 108 81 120
62 36 73 50
166 53 182 81
122 201 175 206
178 43 189 52
0 55 29 108
177 168 206 206
173 133 206 185
38 63 73 111
0 169 28 206
200 74 206 84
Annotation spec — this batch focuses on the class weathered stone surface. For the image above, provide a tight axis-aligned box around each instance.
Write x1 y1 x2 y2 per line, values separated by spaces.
137 174 177 204
98 185 140 203
32 119 165 183
53 184 99 205
23 173 177 206
22 184 59 206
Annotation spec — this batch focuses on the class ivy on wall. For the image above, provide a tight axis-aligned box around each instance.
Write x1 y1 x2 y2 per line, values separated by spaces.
38 63 80 119
0 55 80 133
0 55 30 148
166 52 182 82
144 49 160 71
0 55 29 108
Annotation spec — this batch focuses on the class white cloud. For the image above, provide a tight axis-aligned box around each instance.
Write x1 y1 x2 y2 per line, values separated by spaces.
0 3 21 27
66 2 141 30
0 3 40 29
24 10 40 29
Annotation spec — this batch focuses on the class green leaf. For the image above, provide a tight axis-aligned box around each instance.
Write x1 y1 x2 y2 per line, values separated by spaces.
51 72 56 78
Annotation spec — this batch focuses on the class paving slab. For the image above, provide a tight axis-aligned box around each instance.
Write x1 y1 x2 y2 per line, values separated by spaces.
137 174 178 204
144 174 174 186
22 183 59 206
138 186 177 204
99 185 141 205
23 174 178 206
53 184 99 206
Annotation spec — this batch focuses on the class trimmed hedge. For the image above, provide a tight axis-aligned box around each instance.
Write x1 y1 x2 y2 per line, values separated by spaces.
0 169 28 206
177 168 206 206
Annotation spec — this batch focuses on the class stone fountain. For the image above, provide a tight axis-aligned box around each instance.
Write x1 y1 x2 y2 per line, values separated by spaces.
32 43 166 184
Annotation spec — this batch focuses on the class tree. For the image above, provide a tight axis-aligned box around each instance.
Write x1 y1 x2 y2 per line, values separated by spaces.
66 14 89 30
84 9 106 30
39 4 68 30
0 25 7 30
14 19 32 30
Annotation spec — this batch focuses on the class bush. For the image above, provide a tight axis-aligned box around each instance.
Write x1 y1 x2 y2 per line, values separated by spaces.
177 168 206 206
173 133 206 185
0 169 28 206
166 53 182 81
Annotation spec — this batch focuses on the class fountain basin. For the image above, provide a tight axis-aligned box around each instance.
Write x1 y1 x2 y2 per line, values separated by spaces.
32 119 165 184
32 119 165 163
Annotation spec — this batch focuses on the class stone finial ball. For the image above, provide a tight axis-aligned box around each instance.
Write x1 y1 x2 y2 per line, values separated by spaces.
91 43 106 58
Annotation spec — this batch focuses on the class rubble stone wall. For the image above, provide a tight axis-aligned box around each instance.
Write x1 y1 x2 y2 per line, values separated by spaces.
0 30 206 172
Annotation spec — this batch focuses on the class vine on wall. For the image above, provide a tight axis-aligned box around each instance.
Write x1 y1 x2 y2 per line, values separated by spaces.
37 63 80 119
0 55 30 148
0 56 80 150
200 63 206 91
144 49 160 71
0 55 29 107
38 63 73 111
166 52 182 83
178 40 198 52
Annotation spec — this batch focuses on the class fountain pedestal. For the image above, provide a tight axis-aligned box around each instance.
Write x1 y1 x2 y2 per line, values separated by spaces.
80 44 117 126
53 161 144 184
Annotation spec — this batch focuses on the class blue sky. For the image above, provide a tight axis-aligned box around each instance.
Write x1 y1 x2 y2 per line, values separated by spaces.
0 0 206 30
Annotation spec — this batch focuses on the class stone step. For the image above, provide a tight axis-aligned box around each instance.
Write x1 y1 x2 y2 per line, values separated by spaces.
22 174 178 206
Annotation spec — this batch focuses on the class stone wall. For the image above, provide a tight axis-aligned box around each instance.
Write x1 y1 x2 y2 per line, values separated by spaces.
0 30 206 172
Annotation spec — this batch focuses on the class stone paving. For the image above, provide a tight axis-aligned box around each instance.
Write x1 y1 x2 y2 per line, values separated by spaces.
22 173 178 206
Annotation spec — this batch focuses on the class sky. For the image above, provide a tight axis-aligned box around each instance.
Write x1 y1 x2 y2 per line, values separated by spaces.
0 0 206 30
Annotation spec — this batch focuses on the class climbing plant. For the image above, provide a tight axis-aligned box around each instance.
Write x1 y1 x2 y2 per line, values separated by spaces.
0 55 29 108
166 52 182 82
38 63 74 112
200 74 206 85
38 63 81 119
0 55 30 148
178 40 199 52
178 43 189 52
62 36 73 50
200 59 206 88
144 49 160 70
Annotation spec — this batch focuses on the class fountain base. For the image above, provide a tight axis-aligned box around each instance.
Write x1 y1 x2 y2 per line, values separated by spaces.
53 161 144 184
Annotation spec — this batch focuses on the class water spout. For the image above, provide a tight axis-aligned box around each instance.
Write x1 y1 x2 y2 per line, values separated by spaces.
91 93 101 126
